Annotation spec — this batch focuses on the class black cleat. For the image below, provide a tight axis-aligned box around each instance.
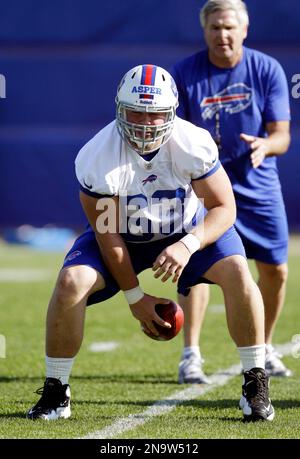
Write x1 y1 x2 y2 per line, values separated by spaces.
239 368 275 422
27 377 71 420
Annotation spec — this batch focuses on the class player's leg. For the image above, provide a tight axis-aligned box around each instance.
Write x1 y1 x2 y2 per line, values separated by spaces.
46 265 105 357
27 265 106 421
256 261 288 344
27 230 118 421
235 197 291 376
204 255 274 421
256 260 291 377
177 284 211 384
178 227 274 421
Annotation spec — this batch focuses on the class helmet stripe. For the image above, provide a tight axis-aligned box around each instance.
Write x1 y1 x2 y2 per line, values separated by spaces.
141 64 157 86
140 65 157 99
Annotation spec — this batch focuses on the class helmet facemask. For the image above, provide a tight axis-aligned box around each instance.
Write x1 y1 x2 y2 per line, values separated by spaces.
116 103 176 155
115 64 178 156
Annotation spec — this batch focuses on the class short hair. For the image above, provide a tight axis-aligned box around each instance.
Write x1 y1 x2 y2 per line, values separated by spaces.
200 0 249 28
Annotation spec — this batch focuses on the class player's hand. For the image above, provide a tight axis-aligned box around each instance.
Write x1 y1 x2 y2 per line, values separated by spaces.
129 294 171 336
240 133 269 168
152 241 191 284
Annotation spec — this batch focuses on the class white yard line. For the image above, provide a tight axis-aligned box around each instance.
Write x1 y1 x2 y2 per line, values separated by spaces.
89 342 119 352
0 268 53 282
81 364 241 439
81 341 294 439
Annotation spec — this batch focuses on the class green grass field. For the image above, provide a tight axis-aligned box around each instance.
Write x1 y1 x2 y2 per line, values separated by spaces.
0 239 300 439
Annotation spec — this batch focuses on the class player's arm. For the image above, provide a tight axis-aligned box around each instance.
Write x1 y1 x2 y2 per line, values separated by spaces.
79 191 170 334
190 165 236 249
79 191 138 290
240 121 290 168
153 166 236 283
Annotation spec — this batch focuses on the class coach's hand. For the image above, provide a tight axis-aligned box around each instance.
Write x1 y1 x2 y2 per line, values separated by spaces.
240 133 269 168
152 241 191 283
129 294 171 336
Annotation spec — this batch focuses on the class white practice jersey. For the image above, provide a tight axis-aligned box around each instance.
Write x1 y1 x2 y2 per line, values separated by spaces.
75 116 219 243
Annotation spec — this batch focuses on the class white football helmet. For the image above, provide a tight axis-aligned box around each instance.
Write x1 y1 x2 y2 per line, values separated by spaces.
115 64 179 155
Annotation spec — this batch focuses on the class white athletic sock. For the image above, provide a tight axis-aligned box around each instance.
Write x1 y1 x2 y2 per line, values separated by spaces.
45 356 74 385
265 343 274 355
182 346 201 360
237 344 266 372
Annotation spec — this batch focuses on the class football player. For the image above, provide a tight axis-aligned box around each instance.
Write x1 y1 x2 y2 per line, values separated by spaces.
27 64 274 422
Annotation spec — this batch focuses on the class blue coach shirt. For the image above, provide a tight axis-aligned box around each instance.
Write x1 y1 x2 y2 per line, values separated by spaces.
171 46 291 205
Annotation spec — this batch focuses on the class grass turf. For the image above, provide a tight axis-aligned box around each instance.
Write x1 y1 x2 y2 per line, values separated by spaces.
0 241 299 439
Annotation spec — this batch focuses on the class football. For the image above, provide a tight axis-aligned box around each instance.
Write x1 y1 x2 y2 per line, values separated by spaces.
142 300 184 341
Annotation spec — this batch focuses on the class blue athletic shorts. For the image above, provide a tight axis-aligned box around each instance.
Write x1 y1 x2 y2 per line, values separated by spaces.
234 198 289 265
62 226 246 305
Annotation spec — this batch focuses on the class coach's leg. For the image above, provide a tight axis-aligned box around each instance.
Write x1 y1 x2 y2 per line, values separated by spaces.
256 261 288 344
177 284 211 384
46 265 105 357
179 283 210 347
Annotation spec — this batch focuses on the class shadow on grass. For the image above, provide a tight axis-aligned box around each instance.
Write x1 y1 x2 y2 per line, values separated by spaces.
0 399 240 421
272 399 300 409
2 398 297 424
0 374 178 385
0 411 27 419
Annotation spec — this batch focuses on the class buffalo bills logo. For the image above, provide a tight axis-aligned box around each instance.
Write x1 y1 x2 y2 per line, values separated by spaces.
201 83 253 121
142 174 157 185
65 250 82 262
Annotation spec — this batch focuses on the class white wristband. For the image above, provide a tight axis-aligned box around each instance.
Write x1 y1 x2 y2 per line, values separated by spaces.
123 286 144 305
180 234 201 255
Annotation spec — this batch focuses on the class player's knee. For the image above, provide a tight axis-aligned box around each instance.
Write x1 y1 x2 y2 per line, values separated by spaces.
221 256 256 300
218 256 253 292
220 261 264 317
55 268 92 304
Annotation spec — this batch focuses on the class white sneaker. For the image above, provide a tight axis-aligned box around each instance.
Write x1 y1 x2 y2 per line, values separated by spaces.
178 356 211 384
265 345 293 377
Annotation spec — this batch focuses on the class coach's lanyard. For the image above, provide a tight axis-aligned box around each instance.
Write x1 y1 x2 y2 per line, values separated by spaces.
207 57 235 152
